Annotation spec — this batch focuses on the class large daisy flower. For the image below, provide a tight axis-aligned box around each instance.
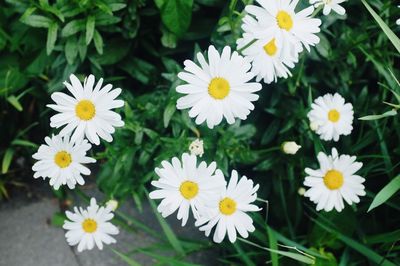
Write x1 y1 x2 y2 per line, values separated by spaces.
307 93 354 141
310 0 346 16
245 0 322 53
48 74 125 145
195 170 261 243
32 134 96 189
63 198 119 252
176 45 262 129
149 153 226 226
303 148 365 212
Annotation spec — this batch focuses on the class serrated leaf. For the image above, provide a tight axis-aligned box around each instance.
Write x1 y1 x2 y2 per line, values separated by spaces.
368 175 400 212
85 16 95 45
46 22 58 55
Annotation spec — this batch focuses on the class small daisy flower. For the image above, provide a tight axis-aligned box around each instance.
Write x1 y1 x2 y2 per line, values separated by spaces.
63 198 119 252
245 0 322 52
303 148 365 212
397 6 400 25
237 28 298 83
310 0 346 16
189 139 204 157
149 153 226 226
32 134 96 190
307 93 354 141
176 45 262 129
48 74 125 145
195 170 261 243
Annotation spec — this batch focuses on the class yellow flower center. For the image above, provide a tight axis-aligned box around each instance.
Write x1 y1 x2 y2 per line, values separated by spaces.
276 10 293 31
54 151 72 168
179 181 199 200
263 38 278 56
82 218 97 233
323 170 344 190
219 197 237 215
75 100 96 121
208 77 230 100
328 109 340 122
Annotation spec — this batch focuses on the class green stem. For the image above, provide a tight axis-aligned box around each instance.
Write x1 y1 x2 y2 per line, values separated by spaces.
237 38 257 54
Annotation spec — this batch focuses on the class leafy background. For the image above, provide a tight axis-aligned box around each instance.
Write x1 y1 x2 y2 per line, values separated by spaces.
0 0 399 265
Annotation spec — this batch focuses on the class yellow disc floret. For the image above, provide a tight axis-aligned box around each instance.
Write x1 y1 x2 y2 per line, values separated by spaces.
179 181 199 200
276 10 293 31
54 151 72 168
323 170 344 190
82 218 97 233
219 197 237 215
75 100 96 121
263 38 278 56
328 109 340 122
208 77 230 100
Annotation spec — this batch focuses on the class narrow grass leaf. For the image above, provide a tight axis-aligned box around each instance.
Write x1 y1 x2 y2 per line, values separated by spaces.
2 148 14 174
111 248 142 266
361 0 400 53
368 175 400 212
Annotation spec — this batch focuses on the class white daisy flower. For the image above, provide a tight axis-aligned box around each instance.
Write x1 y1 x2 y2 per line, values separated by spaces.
310 0 346 16
397 6 400 25
149 153 226 226
303 148 365 212
245 0 322 53
32 134 96 190
48 74 125 145
176 45 262 129
307 93 354 141
237 28 298 84
195 170 261 243
63 198 119 252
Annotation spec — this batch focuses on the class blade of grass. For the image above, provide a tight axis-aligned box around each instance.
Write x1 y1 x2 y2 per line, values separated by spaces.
238 238 315 264
111 248 142 266
267 226 279 266
233 241 257 266
361 0 400 53
368 175 400 212
311 217 396 266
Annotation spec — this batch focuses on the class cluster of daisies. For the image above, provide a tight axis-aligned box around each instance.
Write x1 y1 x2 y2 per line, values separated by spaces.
304 93 366 212
149 153 261 243
32 74 124 251
176 0 348 130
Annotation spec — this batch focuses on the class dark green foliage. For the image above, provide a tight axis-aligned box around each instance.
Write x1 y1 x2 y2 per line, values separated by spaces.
0 0 400 265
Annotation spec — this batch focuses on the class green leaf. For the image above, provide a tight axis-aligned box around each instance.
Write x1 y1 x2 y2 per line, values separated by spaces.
85 16 95 45
147 192 185 256
368 175 400 212
93 30 103 55
358 109 397 121
2 148 14 174
51 212 66 227
61 19 85 37
6 95 23 111
361 0 400 53
111 249 141 266
46 22 58 55
163 101 176 128
20 15 52 28
267 226 279 266
154 0 193 37
65 37 78 65
11 139 38 148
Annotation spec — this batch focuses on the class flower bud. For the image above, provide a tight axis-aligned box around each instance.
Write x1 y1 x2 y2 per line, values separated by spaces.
282 141 301 155
189 139 204 157
106 199 118 211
